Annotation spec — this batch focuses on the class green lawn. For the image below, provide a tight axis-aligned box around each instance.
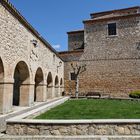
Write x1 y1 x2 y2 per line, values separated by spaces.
35 99 140 119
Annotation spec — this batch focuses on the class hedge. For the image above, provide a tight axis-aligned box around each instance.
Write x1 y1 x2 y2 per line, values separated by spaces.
129 91 140 98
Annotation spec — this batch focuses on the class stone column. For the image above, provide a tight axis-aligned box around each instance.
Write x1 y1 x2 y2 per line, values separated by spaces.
20 83 34 107
52 86 55 98
55 86 59 97
0 81 14 114
36 84 47 102
46 86 53 99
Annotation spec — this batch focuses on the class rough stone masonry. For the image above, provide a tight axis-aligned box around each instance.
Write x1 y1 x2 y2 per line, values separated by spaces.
59 6 140 97
0 0 140 115
0 0 64 114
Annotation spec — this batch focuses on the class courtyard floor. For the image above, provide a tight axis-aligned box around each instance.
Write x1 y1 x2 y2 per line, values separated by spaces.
0 97 63 133
36 99 140 119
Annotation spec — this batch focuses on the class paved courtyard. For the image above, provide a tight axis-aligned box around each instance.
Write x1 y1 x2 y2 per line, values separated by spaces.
0 97 63 133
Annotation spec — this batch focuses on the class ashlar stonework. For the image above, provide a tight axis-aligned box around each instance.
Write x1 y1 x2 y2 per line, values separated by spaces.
59 6 140 97
0 0 64 114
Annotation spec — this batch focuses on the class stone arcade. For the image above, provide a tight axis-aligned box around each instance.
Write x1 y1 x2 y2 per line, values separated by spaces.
0 0 64 114
0 0 140 114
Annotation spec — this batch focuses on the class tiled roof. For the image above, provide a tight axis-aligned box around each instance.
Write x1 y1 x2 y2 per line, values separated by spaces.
67 30 84 34
83 13 140 24
90 6 140 18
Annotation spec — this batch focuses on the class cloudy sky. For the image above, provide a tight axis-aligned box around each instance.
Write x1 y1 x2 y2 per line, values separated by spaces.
9 0 140 51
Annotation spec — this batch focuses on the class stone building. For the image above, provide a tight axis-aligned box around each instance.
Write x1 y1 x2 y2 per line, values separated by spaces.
0 0 64 114
59 6 140 97
0 0 140 115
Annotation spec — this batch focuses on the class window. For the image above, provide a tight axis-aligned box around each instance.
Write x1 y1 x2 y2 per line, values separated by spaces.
70 72 76 80
108 23 117 36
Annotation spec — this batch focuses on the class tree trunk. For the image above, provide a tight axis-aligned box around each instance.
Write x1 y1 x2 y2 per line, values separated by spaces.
75 76 79 98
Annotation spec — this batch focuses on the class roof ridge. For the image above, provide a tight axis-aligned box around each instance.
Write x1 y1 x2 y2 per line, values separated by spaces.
83 13 140 24
90 6 140 16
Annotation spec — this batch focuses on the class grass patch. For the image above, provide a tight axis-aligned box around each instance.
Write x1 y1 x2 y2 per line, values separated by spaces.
35 99 140 119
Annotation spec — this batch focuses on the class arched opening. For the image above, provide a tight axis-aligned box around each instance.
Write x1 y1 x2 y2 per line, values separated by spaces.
0 58 4 82
34 68 44 102
13 61 30 106
47 72 53 99
60 78 63 86
55 76 59 97
0 58 4 113
60 78 63 96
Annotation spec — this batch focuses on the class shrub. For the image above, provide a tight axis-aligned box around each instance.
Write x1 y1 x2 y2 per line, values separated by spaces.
129 91 140 98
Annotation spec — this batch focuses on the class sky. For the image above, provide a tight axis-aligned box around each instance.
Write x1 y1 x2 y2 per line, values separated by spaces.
9 0 140 51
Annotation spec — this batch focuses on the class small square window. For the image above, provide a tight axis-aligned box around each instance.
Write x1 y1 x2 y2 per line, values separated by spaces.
70 72 76 80
108 23 117 36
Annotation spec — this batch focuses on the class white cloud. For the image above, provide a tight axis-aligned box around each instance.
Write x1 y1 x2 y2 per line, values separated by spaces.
52 44 61 50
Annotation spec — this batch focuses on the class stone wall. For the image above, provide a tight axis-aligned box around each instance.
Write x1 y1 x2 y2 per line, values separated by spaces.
61 14 140 97
68 31 84 51
59 51 83 95
78 16 140 97
6 120 140 136
0 1 64 114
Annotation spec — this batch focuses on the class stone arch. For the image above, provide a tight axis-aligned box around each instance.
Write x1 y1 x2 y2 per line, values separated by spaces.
34 67 44 102
46 72 53 98
0 58 4 82
60 78 63 87
13 61 30 106
54 75 59 97
0 57 4 113
55 76 59 87
60 78 63 96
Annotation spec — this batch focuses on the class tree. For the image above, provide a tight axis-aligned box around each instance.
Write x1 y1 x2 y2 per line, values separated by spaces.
71 63 86 98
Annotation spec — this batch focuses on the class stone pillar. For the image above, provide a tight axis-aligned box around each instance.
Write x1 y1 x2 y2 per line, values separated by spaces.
46 86 53 99
36 84 47 102
52 86 55 98
0 81 14 114
20 83 34 107
55 86 59 97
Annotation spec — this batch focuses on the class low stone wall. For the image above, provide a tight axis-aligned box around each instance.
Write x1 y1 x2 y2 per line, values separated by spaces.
1 135 140 140
6 120 140 136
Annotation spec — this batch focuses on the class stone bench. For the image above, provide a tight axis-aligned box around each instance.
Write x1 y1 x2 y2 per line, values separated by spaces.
86 92 101 99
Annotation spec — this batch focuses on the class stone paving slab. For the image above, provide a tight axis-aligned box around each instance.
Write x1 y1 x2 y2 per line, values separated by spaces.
0 135 140 140
0 97 68 132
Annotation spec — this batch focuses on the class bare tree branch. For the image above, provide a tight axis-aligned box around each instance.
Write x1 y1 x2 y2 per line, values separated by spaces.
70 63 86 98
